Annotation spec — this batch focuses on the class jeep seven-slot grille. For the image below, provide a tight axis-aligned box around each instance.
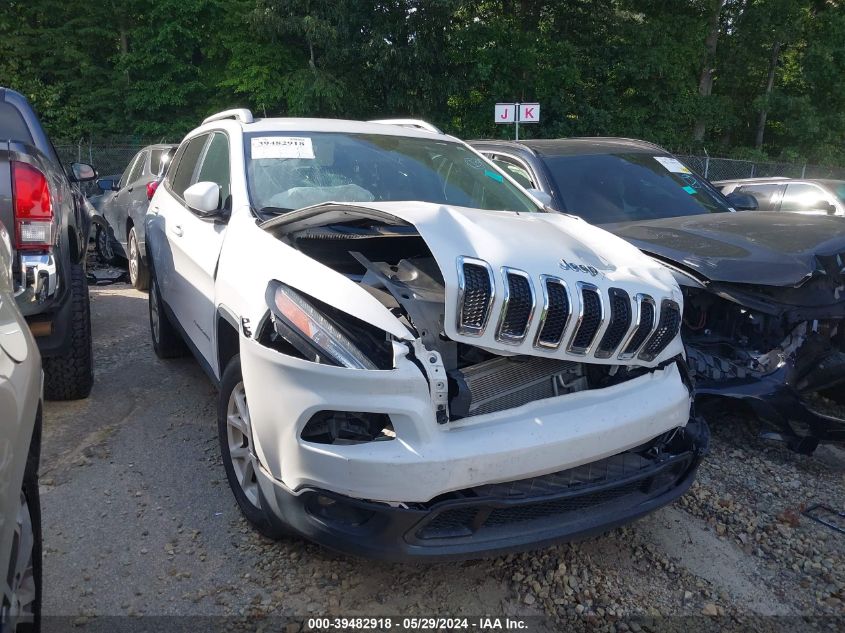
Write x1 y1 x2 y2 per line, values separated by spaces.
621 298 655 357
596 288 631 357
638 300 681 361
497 271 533 341
536 278 570 348
458 260 493 334
568 285 603 352
454 256 671 362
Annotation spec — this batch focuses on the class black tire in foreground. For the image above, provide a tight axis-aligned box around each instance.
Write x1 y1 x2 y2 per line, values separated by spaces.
218 356 288 540
43 263 93 401
148 273 185 359
128 228 149 291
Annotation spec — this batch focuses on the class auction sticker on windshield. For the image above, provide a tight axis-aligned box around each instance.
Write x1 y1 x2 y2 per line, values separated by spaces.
654 156 691 174
252 136 315 159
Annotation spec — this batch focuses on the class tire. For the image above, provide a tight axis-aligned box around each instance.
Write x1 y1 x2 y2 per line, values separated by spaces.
2 415 42 633
94 224 118 265
218 356 288 539
148 272 186 359
43 263 94 401
127 228 149 291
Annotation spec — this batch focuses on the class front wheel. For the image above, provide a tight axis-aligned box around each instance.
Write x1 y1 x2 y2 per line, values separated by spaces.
1 471 41 632
95 224 118 265
218 356 288 539
127 228 149 291
148 272 185 359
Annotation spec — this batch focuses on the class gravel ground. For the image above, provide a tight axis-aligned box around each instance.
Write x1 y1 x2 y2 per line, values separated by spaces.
40 275 845 631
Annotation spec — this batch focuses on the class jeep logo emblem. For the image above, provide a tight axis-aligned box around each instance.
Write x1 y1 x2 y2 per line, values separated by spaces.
559 258 599 277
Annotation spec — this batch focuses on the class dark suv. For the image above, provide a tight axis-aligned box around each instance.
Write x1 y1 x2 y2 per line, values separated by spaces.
0 87 95 400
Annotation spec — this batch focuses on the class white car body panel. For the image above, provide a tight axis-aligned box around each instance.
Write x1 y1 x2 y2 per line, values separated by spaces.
147 115 693 509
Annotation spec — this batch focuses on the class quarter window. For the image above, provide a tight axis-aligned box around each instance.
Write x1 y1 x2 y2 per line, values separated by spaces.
490 156 535 189
781 183 832 212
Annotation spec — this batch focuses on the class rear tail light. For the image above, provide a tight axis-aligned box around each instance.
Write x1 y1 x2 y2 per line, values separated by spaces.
12 161 54 250
146 180 159 201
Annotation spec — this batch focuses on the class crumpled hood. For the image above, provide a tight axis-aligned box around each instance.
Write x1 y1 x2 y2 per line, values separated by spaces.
265 201 684 366
602 212 845 286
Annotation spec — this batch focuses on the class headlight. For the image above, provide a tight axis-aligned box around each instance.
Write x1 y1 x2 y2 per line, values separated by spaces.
266 281 377 370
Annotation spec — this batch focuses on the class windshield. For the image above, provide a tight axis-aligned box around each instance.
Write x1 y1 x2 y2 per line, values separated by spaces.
244 132 538 215
543 152 731 224
831 182 845 204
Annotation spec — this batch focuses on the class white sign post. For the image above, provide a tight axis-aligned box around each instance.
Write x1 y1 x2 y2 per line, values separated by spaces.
494 102 540 140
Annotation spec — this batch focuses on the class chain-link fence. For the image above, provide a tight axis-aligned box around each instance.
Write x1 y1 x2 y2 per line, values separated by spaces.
54 140 172 178
677 155 845 182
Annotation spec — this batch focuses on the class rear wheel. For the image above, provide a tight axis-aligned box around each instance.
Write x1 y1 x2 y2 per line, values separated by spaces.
148 273 185 359
43 263 94 400
127 228 149 291
218 356 288 539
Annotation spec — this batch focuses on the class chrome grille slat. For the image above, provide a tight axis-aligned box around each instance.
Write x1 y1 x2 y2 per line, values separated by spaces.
534 275 571 349
456 257 495 336
567 282 604 355
618 295 656 359
496 268 535 344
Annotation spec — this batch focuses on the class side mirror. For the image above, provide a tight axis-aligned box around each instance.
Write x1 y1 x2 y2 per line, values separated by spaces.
526 187 553 207
96 178 117 192
819 202 837 215
70 162 97 182
184 181 221 216
726 192 759 211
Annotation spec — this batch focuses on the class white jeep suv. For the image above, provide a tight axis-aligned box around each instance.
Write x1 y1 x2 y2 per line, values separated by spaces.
145 110 707 560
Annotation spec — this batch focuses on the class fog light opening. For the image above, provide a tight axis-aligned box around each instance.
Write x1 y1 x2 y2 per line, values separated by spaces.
306 494 375 527
301 411 395 445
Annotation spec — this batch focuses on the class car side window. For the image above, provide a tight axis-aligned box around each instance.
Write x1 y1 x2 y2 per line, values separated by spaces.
127 151 147 185
170 135 209 199
195 133 231 209
119 152 143 189
735 184 783 211
781 183 832 212
489 155 535 189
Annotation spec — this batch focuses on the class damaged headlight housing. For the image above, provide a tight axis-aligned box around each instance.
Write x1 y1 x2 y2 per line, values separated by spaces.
266 281 378 370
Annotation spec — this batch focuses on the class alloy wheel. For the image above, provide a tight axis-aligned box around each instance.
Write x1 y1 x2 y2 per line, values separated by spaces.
1 492 36 631
226 382 260 507
97 226 114 262
128 233 139 285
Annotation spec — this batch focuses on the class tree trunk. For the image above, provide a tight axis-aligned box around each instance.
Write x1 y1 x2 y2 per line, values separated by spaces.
755 40 781 150
693 0 725 142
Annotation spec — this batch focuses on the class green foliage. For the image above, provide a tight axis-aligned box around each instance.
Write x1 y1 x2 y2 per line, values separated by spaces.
0 0 843 164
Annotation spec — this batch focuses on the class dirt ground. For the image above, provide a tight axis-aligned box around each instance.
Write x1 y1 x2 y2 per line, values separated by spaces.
39 281 845 631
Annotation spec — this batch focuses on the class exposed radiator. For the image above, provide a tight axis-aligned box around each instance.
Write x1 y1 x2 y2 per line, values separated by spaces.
449 356 585 418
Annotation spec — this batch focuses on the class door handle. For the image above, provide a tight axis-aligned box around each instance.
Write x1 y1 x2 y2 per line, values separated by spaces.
127 187 134 193
172 225 183 237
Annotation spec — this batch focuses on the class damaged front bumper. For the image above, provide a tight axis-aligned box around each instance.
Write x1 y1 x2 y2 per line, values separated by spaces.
255 417 708 561
240 330 702 559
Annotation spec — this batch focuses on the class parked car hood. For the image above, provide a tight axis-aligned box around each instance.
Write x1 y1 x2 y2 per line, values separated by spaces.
600 212 845 287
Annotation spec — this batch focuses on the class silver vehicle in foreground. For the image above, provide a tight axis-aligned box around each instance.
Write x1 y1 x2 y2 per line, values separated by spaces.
0 219 42 632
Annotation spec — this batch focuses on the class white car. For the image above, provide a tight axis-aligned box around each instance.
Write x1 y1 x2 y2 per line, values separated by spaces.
145 110 708 560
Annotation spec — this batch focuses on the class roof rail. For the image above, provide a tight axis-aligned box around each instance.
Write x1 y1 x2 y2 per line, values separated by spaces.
368 118 443 134
202 108 254 126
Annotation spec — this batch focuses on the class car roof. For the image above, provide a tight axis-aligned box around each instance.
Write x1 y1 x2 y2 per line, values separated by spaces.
241 117 457 141
714 177 844 186
471 137 668 157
